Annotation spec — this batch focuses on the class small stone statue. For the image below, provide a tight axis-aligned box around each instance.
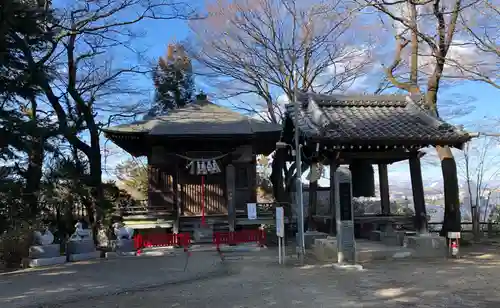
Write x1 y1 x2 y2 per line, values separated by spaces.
33 227 54 246
96 225 110 248
69 221 93 241
112 222 134 240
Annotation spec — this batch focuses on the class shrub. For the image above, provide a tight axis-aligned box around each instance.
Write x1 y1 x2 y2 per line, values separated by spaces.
0 221 42 269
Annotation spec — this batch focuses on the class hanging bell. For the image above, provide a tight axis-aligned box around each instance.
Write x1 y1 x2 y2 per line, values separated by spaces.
349 160 375 197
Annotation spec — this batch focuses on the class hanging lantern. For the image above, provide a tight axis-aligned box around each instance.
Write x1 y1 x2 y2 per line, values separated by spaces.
349 160 375 197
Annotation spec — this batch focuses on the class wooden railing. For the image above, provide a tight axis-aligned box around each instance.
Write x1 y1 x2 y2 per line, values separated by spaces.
428 221 500 234
236 202 291 219
118 201 292 219
117 200 173 216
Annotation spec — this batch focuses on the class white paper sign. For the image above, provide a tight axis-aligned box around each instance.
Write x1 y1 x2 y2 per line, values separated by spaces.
186 159 222 175
247 203 257 220
276 207 285 237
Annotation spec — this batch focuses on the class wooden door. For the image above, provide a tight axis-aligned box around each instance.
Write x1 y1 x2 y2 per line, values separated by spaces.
179 173 227 216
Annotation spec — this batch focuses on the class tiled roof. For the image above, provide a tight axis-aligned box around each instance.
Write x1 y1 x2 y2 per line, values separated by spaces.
285 92 470 147
103 100 282 137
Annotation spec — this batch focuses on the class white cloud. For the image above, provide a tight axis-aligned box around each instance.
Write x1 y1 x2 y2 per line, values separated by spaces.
376 2 499 85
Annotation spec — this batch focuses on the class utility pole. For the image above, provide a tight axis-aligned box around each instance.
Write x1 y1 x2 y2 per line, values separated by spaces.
293 70 305 265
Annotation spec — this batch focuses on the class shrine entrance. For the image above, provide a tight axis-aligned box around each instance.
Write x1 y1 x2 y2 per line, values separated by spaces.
178 152 228 220
103 97 281 232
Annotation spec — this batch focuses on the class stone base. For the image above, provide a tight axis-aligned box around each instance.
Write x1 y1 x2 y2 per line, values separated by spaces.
193 227 213 243
313 237 415 263
68 251 101 262
25 256 67 268
404 234 447 258
67 240 96 255
313 237 338 261
381 231 408 246
111 238 135 253
370 231 417 247
136 249 175 257
302 231 329 249
105 251 137 258
370 231 382 241
219 244 266 252
29 244 61 259
332 263 364 271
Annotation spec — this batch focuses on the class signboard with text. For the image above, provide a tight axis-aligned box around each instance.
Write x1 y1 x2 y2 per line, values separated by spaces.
247 203 257 220
276 207 284 237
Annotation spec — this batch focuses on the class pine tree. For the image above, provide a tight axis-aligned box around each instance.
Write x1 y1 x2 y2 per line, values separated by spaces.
150 44 195 114
0 0 56 99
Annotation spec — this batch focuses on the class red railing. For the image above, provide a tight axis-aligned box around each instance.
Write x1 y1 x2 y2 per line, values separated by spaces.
134 232 191 250
213 229 266 250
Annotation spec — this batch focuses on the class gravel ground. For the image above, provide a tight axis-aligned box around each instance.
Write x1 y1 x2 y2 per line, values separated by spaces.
3 245 500 308
0 251 225 308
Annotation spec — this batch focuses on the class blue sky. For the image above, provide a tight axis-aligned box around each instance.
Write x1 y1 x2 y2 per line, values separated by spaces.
99 9 500 188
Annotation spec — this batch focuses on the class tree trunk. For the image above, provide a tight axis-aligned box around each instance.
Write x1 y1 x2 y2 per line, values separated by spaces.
88 135 104 245
24 135 44 219
437 145 461 237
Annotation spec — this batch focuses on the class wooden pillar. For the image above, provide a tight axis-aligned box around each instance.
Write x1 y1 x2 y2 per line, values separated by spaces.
274 149 285 203
409 155 428 233
226 164 236 232
329 162 338 235
173 167 180 234
378 164 390 215
307 162 318 231
147 165 153 208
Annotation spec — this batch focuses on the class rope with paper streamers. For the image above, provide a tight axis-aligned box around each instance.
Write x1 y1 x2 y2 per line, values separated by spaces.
176 153 230 175
175 153 229 162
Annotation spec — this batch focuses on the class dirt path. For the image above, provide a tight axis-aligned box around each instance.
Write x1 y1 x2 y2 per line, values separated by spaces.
0 251 225 308
49 245 500 308
3 245 500 308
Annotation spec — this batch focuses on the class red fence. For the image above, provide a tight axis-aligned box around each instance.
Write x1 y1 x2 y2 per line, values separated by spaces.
213 229 266 250
134 232 191 250
133 229 265 252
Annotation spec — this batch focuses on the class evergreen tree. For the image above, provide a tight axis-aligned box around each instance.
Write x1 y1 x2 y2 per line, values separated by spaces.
150 44 195 114
0 0 55 99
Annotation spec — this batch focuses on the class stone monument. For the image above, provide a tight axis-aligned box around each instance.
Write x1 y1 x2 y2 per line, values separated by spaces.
26 227 66 267
335 167 357 264
66 222 101 261
109 222 136 256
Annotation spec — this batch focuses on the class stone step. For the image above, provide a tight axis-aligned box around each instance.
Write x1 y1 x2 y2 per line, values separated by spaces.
68 251 101 262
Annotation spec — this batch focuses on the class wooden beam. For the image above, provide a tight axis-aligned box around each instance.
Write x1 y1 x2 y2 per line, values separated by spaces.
173 166 180 234
378 164 390 215
409 155 428 233
284 150 425 164
329 161 338 235
226 164 236 231
308 162 318 231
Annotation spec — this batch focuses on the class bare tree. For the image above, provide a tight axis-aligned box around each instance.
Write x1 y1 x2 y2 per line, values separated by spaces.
362 0 487 235
14 0 197 235
458 134 500 238
187 0 372 123
460 0 499 88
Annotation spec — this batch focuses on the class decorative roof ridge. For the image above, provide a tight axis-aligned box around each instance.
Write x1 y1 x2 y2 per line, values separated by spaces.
294 91 425 107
